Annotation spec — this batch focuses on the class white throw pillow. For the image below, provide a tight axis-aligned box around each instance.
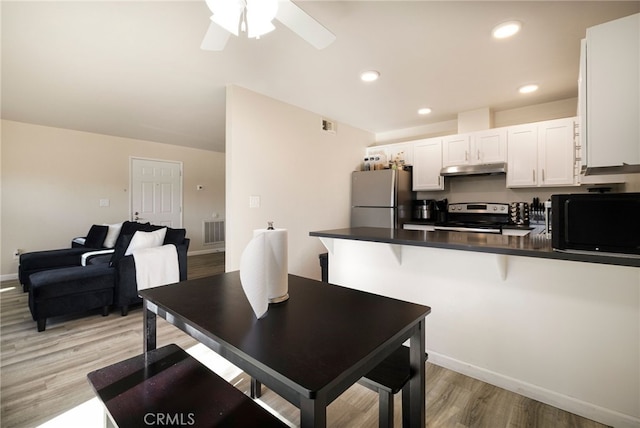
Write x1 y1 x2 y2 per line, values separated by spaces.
102 222 123 248
124 228 167 256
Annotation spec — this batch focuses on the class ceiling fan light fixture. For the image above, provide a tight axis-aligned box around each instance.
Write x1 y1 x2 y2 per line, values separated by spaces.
246 0 278 39
492 20 522 39
207 0 278 40
208 0 243 36
360 70 380 82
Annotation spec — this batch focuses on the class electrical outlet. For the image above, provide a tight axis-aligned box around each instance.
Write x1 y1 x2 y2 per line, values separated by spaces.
13 249 21 260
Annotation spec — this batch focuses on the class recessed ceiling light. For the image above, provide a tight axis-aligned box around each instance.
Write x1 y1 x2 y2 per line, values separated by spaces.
519 84 539 94
492 20 522 39
418 108 432 115
360 70 380 82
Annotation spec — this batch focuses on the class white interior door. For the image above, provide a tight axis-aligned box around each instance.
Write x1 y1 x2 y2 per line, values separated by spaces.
131 158 183 227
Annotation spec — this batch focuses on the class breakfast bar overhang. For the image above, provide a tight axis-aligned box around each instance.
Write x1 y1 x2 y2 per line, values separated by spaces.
310 227 640 428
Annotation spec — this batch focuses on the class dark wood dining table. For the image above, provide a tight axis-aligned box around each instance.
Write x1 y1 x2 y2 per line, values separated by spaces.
140 271 431 428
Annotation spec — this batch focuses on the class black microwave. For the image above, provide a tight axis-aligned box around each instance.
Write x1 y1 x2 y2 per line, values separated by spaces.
551 192 640 257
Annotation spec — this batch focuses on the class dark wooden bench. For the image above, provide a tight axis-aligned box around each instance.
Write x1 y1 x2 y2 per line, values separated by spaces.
251 345 427 428
357 346 428 428
87 344 287 428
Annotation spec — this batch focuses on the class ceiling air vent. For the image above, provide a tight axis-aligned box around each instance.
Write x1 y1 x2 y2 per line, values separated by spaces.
321 118 336 134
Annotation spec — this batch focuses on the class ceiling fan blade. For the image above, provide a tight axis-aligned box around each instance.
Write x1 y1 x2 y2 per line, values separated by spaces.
201 20 231 51
275 0 336 49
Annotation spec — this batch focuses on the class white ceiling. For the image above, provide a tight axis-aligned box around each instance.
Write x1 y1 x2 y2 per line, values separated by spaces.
2 1 639 153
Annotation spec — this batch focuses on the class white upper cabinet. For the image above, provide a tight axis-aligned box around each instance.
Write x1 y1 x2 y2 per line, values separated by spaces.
413 138 444 191
507 125 538 187
474 128 508 164
442 134 471 167
538 119 577 186
583 13 640 172
507 118 577 188
442 129 507 167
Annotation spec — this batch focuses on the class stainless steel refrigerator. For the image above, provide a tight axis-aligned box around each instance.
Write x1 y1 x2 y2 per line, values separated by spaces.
351 169 413 229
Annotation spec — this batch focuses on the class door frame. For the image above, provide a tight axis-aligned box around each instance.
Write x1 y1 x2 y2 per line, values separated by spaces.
129 157 184 227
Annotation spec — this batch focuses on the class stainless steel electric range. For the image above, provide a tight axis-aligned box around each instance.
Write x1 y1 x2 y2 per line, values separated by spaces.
434 202 512 234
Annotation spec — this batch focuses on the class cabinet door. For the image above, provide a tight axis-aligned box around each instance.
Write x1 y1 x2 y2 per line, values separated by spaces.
413 138 444 191
473 128 507 164
538 118 576 186
586 13 640 168
442 135 471 167
507 125 538 187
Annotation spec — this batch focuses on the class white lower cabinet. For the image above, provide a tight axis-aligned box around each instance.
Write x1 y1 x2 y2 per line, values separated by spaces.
412 138 444 191
507 118 577 188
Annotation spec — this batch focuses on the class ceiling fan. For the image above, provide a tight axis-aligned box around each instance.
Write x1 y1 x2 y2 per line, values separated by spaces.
201 0 336 51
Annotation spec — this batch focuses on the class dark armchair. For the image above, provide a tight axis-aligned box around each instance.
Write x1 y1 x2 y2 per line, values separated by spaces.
24 221 189 331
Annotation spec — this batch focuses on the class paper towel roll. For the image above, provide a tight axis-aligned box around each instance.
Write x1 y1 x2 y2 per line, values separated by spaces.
239 228 289 319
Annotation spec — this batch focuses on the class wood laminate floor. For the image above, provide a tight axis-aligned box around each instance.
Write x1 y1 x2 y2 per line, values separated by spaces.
1 252 609 427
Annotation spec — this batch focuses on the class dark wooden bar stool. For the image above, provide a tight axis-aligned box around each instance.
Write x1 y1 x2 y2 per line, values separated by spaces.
87 344 287 428
251 345 427 428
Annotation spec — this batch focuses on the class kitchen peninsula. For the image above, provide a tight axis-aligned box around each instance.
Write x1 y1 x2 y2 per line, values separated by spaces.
310 227 639 428
310 227 640 268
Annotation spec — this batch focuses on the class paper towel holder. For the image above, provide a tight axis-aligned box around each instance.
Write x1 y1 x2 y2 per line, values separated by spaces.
267 221 289 304
269 294 289 304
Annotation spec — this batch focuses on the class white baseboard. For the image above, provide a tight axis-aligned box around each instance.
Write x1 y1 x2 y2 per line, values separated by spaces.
1 273 19 282
427 351 639 428
188 248 225 256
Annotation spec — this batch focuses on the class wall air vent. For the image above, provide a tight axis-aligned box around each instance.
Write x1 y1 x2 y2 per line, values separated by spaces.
203 220 225 245
321 118 336 134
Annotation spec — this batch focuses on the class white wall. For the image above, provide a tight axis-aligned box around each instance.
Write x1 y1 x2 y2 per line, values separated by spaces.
225 86 372 279
325 238 640 428
374 98 580 145
1 120 225 278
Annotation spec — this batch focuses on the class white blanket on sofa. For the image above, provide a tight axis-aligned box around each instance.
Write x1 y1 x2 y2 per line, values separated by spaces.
133 244 179 290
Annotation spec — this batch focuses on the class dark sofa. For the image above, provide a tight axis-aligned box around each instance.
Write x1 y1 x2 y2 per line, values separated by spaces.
22 221 189 331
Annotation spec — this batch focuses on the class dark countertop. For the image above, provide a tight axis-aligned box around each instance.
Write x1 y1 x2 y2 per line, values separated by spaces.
310 227 640 268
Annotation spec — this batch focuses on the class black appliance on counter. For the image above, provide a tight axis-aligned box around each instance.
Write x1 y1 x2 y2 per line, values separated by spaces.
434 202 510 234
551 192 640 257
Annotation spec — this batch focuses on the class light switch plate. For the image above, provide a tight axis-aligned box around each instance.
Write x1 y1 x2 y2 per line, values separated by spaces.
249 195 261 208
99 198 110 207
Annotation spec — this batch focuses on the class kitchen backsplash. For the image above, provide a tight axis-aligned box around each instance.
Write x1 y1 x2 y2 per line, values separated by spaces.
415 173 627 204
